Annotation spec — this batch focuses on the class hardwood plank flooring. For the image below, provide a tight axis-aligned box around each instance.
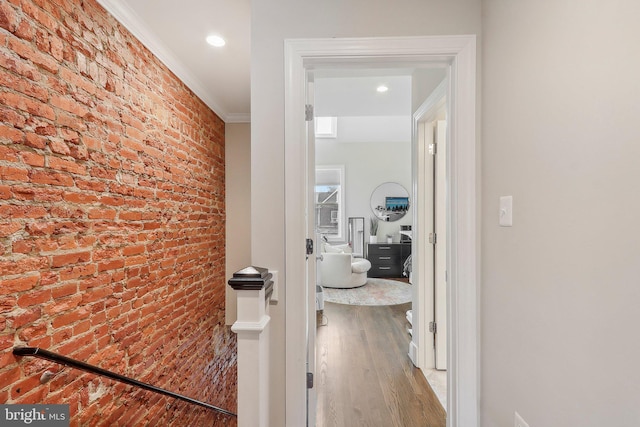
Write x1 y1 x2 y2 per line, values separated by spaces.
316 301 446 427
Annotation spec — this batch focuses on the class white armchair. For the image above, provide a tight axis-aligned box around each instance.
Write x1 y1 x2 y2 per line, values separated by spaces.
319 243 371 288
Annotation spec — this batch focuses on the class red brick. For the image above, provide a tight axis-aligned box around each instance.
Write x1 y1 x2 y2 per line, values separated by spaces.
59 264 96 281
56 333 95 357
124 254 147 267
17 288 51 308
68 144 88 163
30 169 74 187
17 322 47 341
122 245 145 256
50 95 88 116
42 294 81 316
0 68 48 101
0 274 39 294
0 165 29 181
0 185 11 199
0 295 17 314
49 138 70 155
75 178 106 192
12 186 63 202
0 1 18 33
97 259 124 272
88 208 116 219
8 34 59 74
0 144 19 161
0 333 14 351
0 221 23 237
0 92 54 120
12 386 48 405
20 151 45 167
48 156 88 175
63 191 98 204
73 319 90 335
12 239 33 253
51 282 79 299
119 211 142 221
50 205 84 219
99 195 124 206
52 307 89 328
51 251 91 268
0 367 21 388
23 132 47 149
11 306 41 328
0 204 48 218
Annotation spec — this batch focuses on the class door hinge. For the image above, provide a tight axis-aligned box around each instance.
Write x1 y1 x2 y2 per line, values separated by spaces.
305 104 314 121
307 372 314 389
429 232 437 244
429 321 437 333
429 142 437 155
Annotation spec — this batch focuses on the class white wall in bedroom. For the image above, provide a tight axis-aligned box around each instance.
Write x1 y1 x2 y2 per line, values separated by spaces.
315 138 412 242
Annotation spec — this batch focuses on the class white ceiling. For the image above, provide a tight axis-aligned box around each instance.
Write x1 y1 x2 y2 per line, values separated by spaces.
97 0 251 123
315 74 412 117
95 2 445 126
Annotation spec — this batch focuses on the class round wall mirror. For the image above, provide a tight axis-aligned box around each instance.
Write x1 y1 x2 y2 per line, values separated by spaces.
370 182 410 222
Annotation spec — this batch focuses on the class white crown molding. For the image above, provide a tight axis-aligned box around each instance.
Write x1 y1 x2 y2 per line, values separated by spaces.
225 113 251 124
96 0 232 122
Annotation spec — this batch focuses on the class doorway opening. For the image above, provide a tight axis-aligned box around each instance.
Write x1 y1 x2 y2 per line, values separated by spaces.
312 68 449 423
284 36 478 427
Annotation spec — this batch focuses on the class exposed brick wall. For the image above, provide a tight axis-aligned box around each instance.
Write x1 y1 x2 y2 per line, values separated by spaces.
0 0 237 425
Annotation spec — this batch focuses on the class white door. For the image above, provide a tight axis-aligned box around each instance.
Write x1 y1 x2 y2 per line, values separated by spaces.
417 119 436 369
305 77 318 427
434 120 447 370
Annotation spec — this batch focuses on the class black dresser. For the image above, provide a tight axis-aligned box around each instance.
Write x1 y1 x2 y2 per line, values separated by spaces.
367 243 411 278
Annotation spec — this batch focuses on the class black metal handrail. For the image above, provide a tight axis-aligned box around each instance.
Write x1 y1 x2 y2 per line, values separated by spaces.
13 347 236 418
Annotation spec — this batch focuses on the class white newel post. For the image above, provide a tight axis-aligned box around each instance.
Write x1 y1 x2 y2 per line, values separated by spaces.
229 267 273 427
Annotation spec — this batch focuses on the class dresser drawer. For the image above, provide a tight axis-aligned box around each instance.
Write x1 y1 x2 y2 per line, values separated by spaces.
369 264 401 277
367 244 401 256
370 254 396 265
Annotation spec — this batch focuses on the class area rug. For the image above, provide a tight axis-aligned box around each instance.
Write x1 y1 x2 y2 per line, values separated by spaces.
322 278 411 306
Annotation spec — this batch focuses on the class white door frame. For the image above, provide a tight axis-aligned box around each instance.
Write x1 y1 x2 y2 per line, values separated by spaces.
411 79 447 372
284 35 478 427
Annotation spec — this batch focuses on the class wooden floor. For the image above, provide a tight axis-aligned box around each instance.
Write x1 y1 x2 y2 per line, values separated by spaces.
315 301 446 427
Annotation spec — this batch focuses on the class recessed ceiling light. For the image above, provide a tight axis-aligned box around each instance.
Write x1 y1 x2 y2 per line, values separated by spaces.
206 35 226 47
376 85 389 93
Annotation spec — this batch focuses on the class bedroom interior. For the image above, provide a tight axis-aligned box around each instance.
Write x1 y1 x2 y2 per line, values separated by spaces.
313 67 449 422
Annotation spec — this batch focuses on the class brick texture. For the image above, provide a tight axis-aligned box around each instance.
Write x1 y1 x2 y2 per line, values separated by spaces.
0 0 236 425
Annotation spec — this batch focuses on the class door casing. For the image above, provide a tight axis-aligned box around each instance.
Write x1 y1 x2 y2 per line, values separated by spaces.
284 35 478 427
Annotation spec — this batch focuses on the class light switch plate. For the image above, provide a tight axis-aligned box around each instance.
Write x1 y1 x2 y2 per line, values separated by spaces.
499 195 513 227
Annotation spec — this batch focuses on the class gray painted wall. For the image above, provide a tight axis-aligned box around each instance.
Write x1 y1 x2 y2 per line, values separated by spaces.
252 0 640 423
225 123 251 325
482 1 640 426
251 1 481 425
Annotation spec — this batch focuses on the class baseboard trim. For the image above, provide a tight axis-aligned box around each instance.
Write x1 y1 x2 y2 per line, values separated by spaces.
408 341 419 366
